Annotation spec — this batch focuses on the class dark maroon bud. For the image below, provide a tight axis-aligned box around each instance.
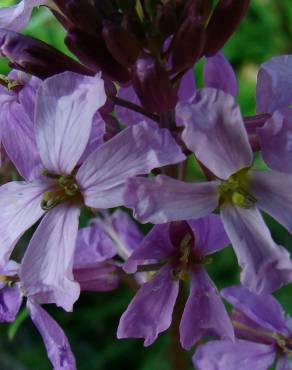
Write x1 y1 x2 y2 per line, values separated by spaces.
53 0 102 34
102 21 142 68
115 0 136 12
156 4 177 38
122 12 145 41
169 221 195 249
171 15 205 74
132 52 177 114
0 30 91 79
204 0 250 56
183 0 212 23
65 29 131 84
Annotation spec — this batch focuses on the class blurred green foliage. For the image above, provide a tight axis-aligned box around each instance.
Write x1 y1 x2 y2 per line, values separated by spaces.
1 1 292 369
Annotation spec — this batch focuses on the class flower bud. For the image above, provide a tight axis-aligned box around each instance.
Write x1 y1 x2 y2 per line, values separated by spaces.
171 15 205 74
102 21 142 68
156 4 177 38
204 0 250 56
132 52 177 114
0 30 91 79
65 29 131 84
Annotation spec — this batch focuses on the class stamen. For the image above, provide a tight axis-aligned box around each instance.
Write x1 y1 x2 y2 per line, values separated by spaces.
0 74 23 92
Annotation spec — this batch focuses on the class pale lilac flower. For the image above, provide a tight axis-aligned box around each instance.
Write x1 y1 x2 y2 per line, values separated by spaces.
193 285 292 370
117 214 234 347
125 88 292 294
0 70 184 311
0 70 42 180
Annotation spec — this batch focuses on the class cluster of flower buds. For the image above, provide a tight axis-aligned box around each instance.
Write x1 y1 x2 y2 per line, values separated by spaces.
0 1 292 370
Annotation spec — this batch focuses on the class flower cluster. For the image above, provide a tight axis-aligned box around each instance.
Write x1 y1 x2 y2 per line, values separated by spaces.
0 1 292 369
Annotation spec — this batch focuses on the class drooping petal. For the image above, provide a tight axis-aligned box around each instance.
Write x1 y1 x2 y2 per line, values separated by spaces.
124 175 219 224
204 52 238 97
256 55 292 114
250 170 292 233
276 356 292 370
74 223 116 267
123 224 174 273
0 0 48 32
187 214 229 256
257 108 292 174
2 100 42 181
193 340 275 370
180 267 234 350
35 72 106 174
221 285 288 335
221 205 292 294
115 86 155 126
20 204 81 312
27 300 76 370
117 264 179 346
73 262 119 292
179 88 252 179
0 180 48 267
0 286 22 323
77 121 185 209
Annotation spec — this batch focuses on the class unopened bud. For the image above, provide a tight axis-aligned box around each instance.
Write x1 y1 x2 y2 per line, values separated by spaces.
156 4 177 38
132 52 177 114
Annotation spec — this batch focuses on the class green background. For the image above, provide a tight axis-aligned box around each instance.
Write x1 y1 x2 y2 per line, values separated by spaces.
0 1 292 369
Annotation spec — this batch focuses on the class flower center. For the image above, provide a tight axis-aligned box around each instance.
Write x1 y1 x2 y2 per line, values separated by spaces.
0 74 23 92
40 173 81 211
218 168 257 209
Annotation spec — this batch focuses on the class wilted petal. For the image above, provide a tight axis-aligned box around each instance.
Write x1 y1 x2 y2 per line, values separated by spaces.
179 88 252 179
193 340 275 370
0 0 47 32
74 223 116 267
277 356 292 370
35 72 106 174
124 175 219 224
0 286 22 322
0 180 48 266
73 262 119 292
115 86 155 126
77 121 185 209
204 52 238 96
124 224 174 273
180 267 234 350
20 204 80 312
250 170 292 233
256 55 292 114
117 264 179 346
187 214 229 256
221 285 288 335
27 300 76 370
221 205 292 294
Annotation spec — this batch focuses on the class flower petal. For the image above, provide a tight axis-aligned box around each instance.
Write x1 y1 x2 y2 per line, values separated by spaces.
35 72 106 174
204 52 238 97
187 214 229 256
221 285 288 335
124 175 219 224
177 68 196 102
179 88 252 179
276 356 292 370
123 224 174 273
0 286 22 323
193 340 275 370
221 205 292 294
0 0 47 32
180 267 234 350
0 180 47 267
256 55 292 114
77 121 185 209
257 108 292 173
27 300 76 370
250 170 292 232
117 264 179 346
20 204 81 312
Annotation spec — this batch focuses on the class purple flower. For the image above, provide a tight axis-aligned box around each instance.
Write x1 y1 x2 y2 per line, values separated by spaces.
193 285 292 370
0 70 184 311
117 214 234 347
124 88 292 294
0 70 42 180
